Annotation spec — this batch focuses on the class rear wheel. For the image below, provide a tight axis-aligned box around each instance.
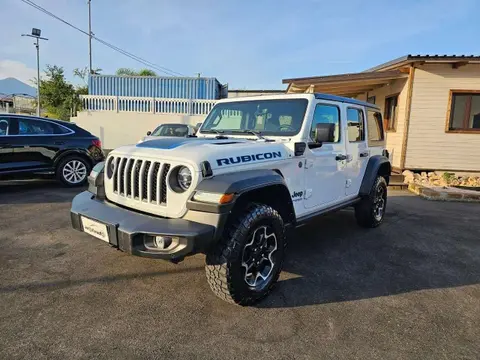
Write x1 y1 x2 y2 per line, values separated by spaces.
355 175 387 228
56 156 91 187
205 203 286 305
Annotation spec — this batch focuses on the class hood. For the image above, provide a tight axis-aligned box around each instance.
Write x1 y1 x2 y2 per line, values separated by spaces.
139 135 184 143
112 137 291 172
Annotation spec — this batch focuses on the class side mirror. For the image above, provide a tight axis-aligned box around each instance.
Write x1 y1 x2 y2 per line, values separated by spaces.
314 123 335 145
146 131 152 136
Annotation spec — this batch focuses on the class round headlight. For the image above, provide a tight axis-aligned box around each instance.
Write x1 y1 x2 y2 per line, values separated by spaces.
106 157 115 179
177 166 192 191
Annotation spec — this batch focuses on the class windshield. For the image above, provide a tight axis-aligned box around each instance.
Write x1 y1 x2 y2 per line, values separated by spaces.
151 124 189 137
200 99 308 136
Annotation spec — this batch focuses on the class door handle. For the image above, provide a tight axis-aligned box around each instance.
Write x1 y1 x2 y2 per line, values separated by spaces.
359 151 369 158
304 159 314 169
335 154 347 161
54 141 65 145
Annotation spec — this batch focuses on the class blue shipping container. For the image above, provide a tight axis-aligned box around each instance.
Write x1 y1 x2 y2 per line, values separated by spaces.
88 75 224 100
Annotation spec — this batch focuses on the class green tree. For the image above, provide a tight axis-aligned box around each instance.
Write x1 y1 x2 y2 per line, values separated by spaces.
116 68 136 76
39 65 75 120
137 69 157 76
116 68 157 76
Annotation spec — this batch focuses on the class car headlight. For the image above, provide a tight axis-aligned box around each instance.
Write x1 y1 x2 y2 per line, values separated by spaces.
177 166 192 191
106 157 115 179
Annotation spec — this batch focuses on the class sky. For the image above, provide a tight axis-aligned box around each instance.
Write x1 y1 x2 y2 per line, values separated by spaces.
0 0 479 90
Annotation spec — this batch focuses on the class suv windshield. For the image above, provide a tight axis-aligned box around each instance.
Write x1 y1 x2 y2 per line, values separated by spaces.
152 124 189 137
200 99 308 136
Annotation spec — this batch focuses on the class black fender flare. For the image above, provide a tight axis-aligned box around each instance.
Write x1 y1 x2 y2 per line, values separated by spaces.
187 169 294 217
53 149 93 168
359 155 391 196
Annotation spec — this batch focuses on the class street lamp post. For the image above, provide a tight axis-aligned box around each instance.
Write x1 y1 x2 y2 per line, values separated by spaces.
88 0 93 74
22 28 48 117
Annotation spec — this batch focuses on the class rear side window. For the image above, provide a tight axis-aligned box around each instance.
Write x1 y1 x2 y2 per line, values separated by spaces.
367 110 385 145
347 108 365 142
19 118 54 135
17 118 71 135
54 124 73 134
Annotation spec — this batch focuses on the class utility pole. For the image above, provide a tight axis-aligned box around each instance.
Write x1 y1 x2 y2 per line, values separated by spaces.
88 0 93 74
22 28 48 117
35 37 40 116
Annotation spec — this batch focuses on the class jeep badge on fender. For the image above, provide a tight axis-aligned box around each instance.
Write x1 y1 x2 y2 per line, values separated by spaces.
70 93 391 306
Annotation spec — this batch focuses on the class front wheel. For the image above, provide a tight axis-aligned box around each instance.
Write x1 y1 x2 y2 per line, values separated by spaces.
205 203 286 305
56 156 91 187
354 175 387 228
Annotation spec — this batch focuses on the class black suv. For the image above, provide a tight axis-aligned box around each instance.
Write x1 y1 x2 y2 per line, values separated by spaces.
0 114 104 186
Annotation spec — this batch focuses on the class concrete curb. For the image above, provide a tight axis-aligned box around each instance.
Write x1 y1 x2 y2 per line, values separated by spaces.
408 183 480 202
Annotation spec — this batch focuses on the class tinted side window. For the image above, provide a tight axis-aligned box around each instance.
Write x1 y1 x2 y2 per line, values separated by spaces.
18 119 55 135
53 124 72 134
367 110 384 142
310 104 340 142
0 117 9 136
347 108 365 142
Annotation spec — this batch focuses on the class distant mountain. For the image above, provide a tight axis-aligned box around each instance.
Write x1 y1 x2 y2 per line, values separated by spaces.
0 77 36 96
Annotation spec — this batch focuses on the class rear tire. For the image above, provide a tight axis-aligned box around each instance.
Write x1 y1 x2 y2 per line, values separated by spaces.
355 175 387 228
205 203 286 305
56 156 91 187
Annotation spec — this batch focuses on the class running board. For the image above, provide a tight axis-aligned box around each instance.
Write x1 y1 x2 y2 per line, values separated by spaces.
295 198 360 227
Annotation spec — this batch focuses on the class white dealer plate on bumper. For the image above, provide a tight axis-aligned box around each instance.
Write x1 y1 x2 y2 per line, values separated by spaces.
81 217 109 243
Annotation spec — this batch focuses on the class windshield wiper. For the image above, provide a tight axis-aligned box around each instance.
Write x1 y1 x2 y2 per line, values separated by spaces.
200 129 228 139
231 130 274 142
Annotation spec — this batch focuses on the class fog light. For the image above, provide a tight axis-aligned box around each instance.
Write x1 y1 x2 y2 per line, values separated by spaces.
154 236 173 249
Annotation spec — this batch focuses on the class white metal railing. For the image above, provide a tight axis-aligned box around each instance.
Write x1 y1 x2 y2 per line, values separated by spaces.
80 95 217 115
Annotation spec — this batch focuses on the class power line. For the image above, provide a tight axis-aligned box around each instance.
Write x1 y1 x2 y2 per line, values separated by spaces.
20 0 184 76
19 0 186 77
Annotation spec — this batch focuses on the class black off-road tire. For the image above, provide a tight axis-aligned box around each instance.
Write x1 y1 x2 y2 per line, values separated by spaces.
56 155 91 187
205 203 286 305
354 175 387 228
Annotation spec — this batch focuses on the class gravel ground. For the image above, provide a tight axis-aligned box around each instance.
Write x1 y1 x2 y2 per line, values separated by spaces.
0 180 479 359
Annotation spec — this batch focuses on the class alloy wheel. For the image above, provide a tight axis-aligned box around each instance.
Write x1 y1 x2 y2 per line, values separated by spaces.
241 225 278 290
63 160 87 184
373 185 386 221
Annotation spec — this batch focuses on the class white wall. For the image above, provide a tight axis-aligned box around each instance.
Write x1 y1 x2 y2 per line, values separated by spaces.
406 64 480 171
356 78 409 168
73 111 206 149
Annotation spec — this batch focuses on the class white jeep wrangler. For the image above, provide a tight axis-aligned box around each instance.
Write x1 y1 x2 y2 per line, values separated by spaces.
71 93 391 305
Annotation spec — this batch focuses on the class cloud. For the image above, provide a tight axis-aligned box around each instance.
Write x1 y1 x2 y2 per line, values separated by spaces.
0 60 37 85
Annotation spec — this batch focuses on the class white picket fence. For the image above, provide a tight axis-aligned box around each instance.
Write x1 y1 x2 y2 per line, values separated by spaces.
80 95 217 115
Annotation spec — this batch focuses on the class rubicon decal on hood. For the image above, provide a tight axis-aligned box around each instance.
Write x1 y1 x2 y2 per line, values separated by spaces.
216 151 282 166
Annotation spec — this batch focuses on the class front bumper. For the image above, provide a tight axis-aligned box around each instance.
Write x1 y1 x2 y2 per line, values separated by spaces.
70 191 215 260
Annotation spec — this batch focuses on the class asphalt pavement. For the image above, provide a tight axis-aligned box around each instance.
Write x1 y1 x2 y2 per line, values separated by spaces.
0 180 479 359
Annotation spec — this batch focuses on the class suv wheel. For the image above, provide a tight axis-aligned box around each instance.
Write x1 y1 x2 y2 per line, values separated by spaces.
205 203 286 305
355 175 387 228
56 156 90 187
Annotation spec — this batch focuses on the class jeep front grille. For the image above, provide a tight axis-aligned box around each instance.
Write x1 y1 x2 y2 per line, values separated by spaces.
110 156 170 205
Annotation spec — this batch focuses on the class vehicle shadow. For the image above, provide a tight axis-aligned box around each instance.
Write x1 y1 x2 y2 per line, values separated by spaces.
0 266 204 293
0 179 84 205
258 203 480 308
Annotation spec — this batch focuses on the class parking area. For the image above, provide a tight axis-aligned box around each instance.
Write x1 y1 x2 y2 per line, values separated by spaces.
0 181 479 359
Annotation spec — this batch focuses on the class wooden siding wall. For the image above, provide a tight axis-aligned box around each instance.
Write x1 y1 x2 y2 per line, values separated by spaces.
356 79 408 168
406 64 480 171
